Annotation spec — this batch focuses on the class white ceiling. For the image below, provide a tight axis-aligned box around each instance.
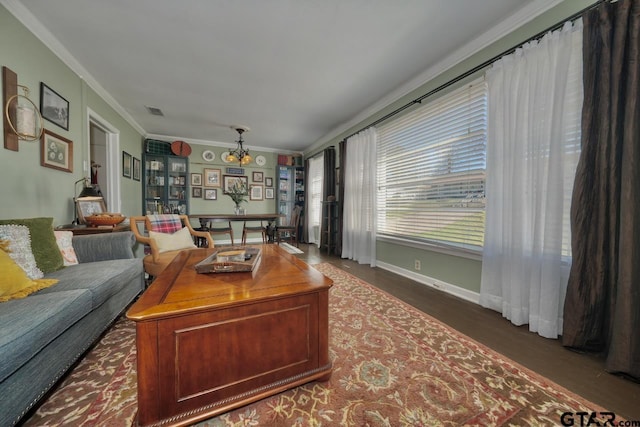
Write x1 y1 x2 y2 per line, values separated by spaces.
6 0 559 152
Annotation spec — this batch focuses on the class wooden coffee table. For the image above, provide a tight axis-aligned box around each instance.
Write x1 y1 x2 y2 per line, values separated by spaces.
126 245 333 427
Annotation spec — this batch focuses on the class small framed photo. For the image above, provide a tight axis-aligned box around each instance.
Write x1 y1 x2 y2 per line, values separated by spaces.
40 82 69 131
133 157 141 181
122 151 132 178
204 188 217 200
76 198 106 224
250 184 264 201
191 173 202 186
204 168 221 187
40 129 73 173
252 171 264 182
192 187 202 198
265 187 275 199
223 175 248 194
265 177 273 187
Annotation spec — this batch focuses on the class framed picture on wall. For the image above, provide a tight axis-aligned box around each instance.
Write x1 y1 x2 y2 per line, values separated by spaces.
204 188 217 200
40 129 73 173
204 168 221 187
133 157 141 181
250 184 264 201
40 82 69 131
191 173 202 186
265 187 274 199
122 151 132 178
252 171 264 182
265 177 273 187
192 187 202 198
223 175 248 194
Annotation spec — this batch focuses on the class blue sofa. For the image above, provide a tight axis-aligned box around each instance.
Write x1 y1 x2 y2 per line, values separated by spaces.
0 231 144 426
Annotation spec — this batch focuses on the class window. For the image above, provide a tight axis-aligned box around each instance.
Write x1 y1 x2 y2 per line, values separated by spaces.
377 79 488 253
306 154 324 244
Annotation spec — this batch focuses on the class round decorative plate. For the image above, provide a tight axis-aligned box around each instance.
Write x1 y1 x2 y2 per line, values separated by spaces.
221 151 231 163
170 140 192 157
202 150 215 162
255 155 266 166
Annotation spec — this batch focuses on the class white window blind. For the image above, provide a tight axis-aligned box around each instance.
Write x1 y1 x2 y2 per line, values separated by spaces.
306 154 324 244
377 78 488 252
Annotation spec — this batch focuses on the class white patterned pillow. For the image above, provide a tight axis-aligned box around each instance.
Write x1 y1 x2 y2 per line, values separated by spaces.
149 227 197 253
53 230 79 266
0 224 44 279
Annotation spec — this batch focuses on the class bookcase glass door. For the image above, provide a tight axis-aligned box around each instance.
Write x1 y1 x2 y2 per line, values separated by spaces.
276 165 304 241
143 154 189 215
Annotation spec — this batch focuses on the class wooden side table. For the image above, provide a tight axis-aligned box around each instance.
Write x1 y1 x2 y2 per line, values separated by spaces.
55 224 130 235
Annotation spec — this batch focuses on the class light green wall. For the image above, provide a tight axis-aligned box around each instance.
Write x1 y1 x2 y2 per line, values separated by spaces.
306 0 597 293
0 5 143 225
186 144 278 239
84 87 145 219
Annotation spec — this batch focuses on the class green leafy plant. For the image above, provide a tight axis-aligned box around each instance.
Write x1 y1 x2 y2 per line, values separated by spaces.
227 180 248 205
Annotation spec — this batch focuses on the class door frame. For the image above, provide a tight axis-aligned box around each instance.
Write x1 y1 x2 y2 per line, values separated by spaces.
87 108 121 213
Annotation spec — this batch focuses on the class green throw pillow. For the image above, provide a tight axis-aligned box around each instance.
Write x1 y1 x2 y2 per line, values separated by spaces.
0 217 64 273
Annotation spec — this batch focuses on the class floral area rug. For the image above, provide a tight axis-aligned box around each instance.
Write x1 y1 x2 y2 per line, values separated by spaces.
25 262 608 426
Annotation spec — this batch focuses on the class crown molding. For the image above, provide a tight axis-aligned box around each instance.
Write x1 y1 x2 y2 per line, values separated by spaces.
307 0 564 153
144 133 301 155
1 0 146 136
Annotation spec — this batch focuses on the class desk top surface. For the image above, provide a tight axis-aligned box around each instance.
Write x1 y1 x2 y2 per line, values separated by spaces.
126 244 331 321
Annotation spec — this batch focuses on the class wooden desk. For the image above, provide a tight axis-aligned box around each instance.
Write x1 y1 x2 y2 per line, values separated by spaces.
126 245 332 427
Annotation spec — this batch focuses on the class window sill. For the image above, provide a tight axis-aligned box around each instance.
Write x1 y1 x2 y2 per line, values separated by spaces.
377 235 483 262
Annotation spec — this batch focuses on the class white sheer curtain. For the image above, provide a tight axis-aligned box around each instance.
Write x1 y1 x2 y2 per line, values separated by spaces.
342 127 377 266
306 154 324 246
480 20 583 339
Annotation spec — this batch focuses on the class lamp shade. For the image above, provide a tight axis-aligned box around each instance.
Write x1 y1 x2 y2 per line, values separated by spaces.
78 185 101 198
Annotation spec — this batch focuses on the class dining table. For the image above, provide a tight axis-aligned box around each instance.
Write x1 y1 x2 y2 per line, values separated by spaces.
188 213 285 243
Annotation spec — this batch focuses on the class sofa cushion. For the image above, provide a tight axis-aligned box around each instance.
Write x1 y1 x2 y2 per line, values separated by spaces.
41 258 142 309
0 243 59 303
0 289 92 383
0 218 64 273
54 230 79 266
0 225 43 279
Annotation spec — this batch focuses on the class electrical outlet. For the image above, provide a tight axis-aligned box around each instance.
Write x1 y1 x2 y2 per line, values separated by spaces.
414 260 421 271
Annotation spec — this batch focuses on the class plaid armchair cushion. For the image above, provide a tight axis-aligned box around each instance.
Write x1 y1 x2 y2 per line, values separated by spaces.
147 214 182 234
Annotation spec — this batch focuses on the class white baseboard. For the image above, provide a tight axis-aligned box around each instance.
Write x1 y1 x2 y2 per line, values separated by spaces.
375 260 480 305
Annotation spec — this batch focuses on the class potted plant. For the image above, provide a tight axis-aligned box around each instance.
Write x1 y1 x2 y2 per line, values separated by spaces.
227 181 248 215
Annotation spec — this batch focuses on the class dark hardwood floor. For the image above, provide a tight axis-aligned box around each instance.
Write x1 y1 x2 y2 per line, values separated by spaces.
295 243 640 421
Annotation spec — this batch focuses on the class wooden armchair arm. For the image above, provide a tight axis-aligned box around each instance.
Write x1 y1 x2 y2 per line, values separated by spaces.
180 215 215 248
130 216 161 262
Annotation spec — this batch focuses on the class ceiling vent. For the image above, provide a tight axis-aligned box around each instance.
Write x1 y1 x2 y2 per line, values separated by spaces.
145 105 164 116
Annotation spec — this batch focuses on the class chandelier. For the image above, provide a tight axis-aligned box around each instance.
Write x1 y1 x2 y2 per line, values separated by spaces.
226 126 252 165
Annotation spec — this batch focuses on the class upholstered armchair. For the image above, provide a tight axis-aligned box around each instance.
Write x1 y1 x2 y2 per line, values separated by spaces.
130 214 214 278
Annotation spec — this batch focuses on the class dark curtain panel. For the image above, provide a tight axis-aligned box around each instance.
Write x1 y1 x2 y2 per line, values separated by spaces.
337 140 347 257
320 147 336 253
563 0 640 379
323 146 336 200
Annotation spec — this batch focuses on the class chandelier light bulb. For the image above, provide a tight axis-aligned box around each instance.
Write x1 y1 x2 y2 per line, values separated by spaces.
227 126 252 166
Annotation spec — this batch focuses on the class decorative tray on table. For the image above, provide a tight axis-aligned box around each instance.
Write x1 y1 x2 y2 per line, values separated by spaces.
194 247 262 274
